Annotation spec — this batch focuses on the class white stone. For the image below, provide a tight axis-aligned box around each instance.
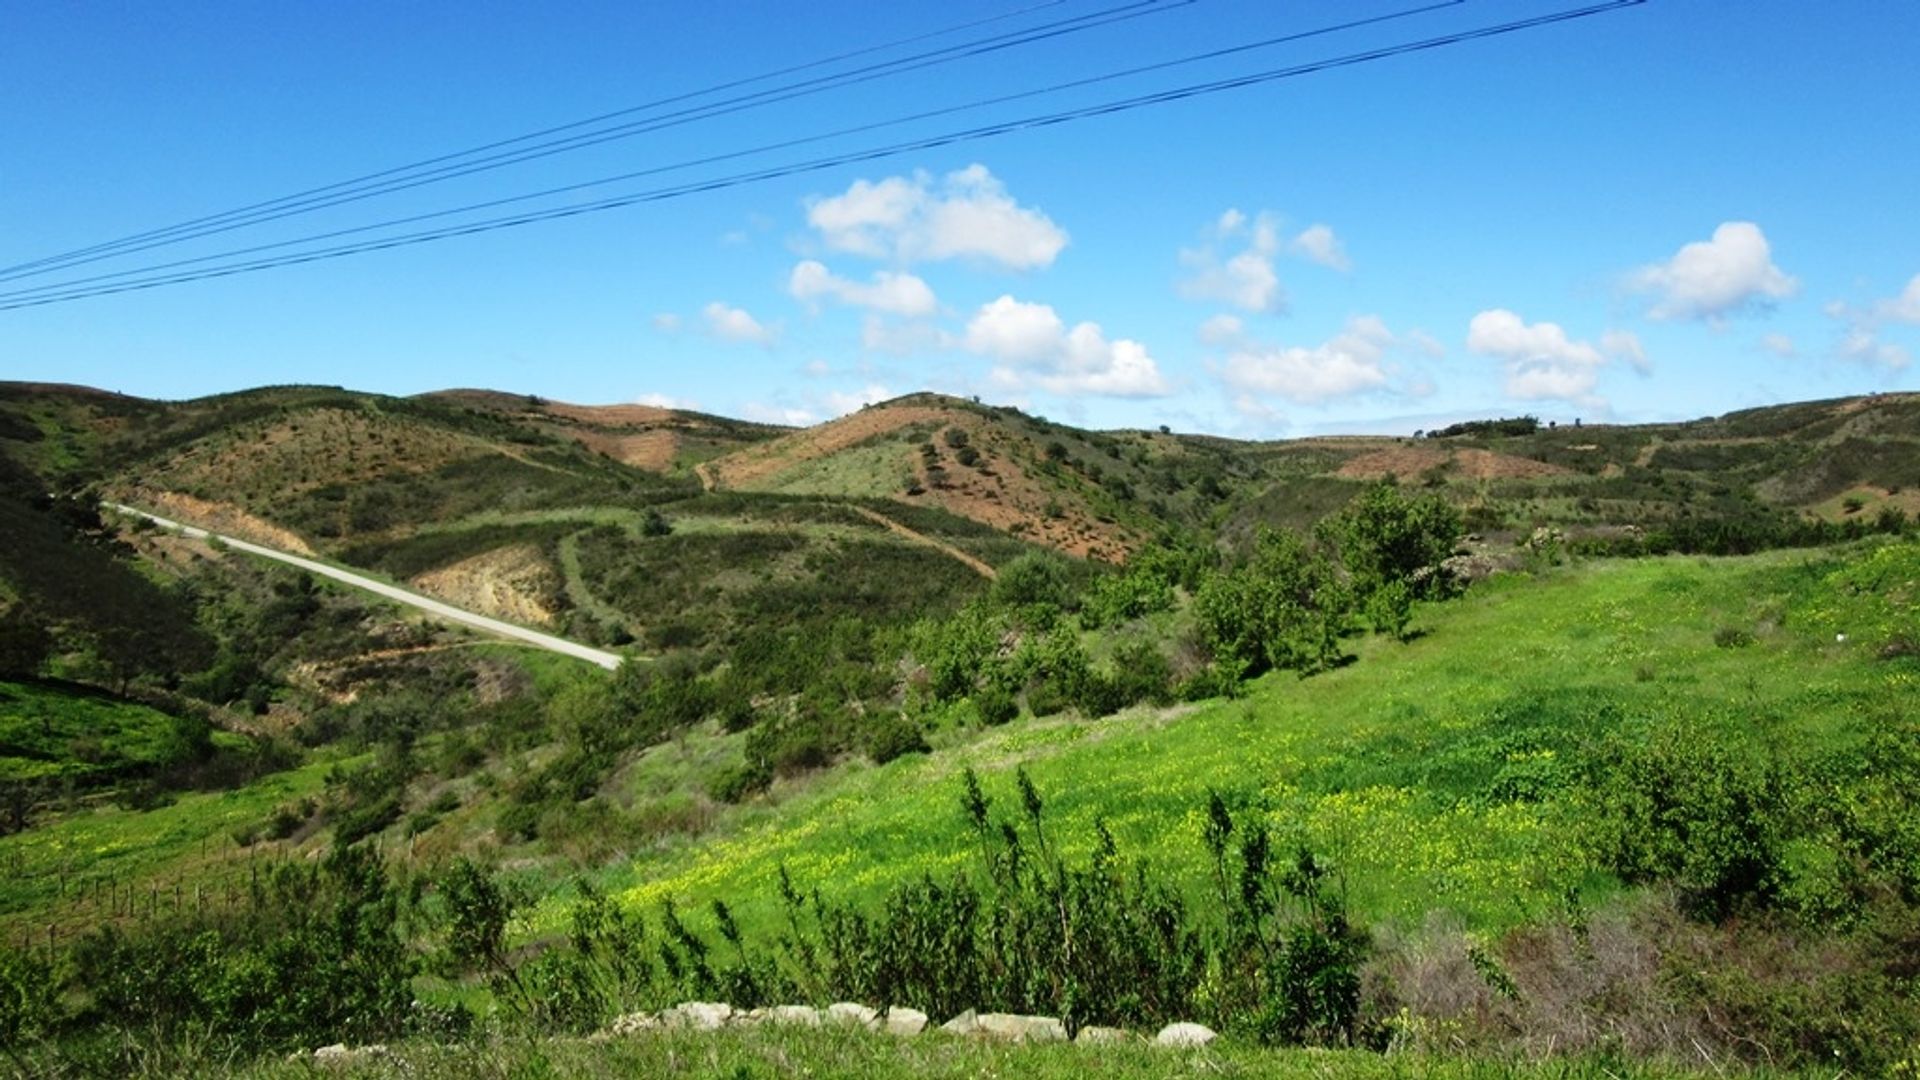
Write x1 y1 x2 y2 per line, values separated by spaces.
1154 1021 1218 1047
660 1001 733 1030
882 1006 929 1036
1077 1025 1130 1044
940 1008 980 1035
312 1043 387 1065
767 1004 823 1027
827 1001 879 1027
975 1012 1067 1042
608 1011 659 1035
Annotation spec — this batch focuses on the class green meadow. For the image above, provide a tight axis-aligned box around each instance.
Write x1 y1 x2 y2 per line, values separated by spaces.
532 543 1916 940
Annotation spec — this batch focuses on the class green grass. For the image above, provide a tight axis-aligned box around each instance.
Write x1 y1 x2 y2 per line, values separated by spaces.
224 1024 1812 1079
0 755 344 937
0 680 210 782
526 542 1917 942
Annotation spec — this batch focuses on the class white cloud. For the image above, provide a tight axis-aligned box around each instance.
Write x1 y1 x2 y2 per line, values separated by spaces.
1837 328 1912 370
804 164 1067 269
1214 315 1397 404
823 383 895 417
861 315 951 356
1179 211 1351 314
1601 329 1650 373
1467 309 1611 405
787 260 938 317
1877 273 1920 324
651 313 682 334
741 402 816 426
1629 221 1797 321
1820 275 1918 370
635 391 698 410
964 295 1169 398
1180 209 1285 314
1197 313 1245 347
1405 329 1447 359
1759 332 1799 358
702 301 777 346
1289 223 1351 272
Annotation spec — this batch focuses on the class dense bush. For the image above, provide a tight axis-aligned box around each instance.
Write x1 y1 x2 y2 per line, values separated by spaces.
60 846 415 1057
1319 480 1462 600
863 712 930 764
1196 528 1351 678
460 771 1370 1046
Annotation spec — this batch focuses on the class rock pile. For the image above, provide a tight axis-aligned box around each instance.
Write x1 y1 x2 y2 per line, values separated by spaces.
598 1002 1217 1048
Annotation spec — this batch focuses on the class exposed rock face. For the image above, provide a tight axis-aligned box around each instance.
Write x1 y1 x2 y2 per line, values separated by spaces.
1153 1021 1218 1047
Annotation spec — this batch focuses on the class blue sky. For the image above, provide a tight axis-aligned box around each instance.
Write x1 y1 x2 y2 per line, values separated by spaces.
3 0 1916 435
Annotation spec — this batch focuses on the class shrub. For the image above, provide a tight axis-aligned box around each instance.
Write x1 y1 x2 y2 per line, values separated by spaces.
989 552 1077 612
1713 625 1756 648
973 683 1019 726
65 845 415 1055
707 760 771 804
864 712 930 764
1107 638 1174 709
1196 528 1350 678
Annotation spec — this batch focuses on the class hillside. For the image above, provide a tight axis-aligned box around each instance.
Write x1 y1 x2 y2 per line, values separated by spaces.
3 380 1918 1074
421 388 788 476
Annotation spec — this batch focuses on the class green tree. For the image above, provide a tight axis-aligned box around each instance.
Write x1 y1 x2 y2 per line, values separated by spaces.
0 611 52 679
1195 528 1349 678
1322 481 1462 599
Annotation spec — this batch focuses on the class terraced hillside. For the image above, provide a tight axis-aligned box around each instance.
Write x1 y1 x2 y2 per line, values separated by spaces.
701 393 1255 561
422 388 787 477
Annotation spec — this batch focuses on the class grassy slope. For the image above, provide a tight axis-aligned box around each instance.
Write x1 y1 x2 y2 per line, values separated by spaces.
527 542 1915 939
0 755 342 937
233 1026 1752 1079
0 679 233 782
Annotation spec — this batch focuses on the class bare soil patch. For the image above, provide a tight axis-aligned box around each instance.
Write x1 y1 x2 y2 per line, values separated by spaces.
1336 446 1569 482
131 489 317 555
411 543 561 627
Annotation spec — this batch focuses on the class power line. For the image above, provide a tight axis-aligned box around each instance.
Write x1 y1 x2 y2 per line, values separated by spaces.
0 0 1182 283
0 0 1073 280
0 1 1647 313
0 0 1465 302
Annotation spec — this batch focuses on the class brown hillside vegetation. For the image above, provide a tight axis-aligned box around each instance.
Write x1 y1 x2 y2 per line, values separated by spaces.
422 389 784 473
126 488 317 555
1334 444 1571 482
704 402 956 490
705 397 1144 561
125 407 487 501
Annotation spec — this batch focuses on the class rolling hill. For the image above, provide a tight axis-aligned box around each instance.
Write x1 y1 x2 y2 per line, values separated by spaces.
3 379 1918 1073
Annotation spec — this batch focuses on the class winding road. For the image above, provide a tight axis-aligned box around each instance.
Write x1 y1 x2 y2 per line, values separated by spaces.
106 503 624 670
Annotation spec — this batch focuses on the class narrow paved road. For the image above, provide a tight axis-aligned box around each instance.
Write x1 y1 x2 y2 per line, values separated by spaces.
106 503 624 670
